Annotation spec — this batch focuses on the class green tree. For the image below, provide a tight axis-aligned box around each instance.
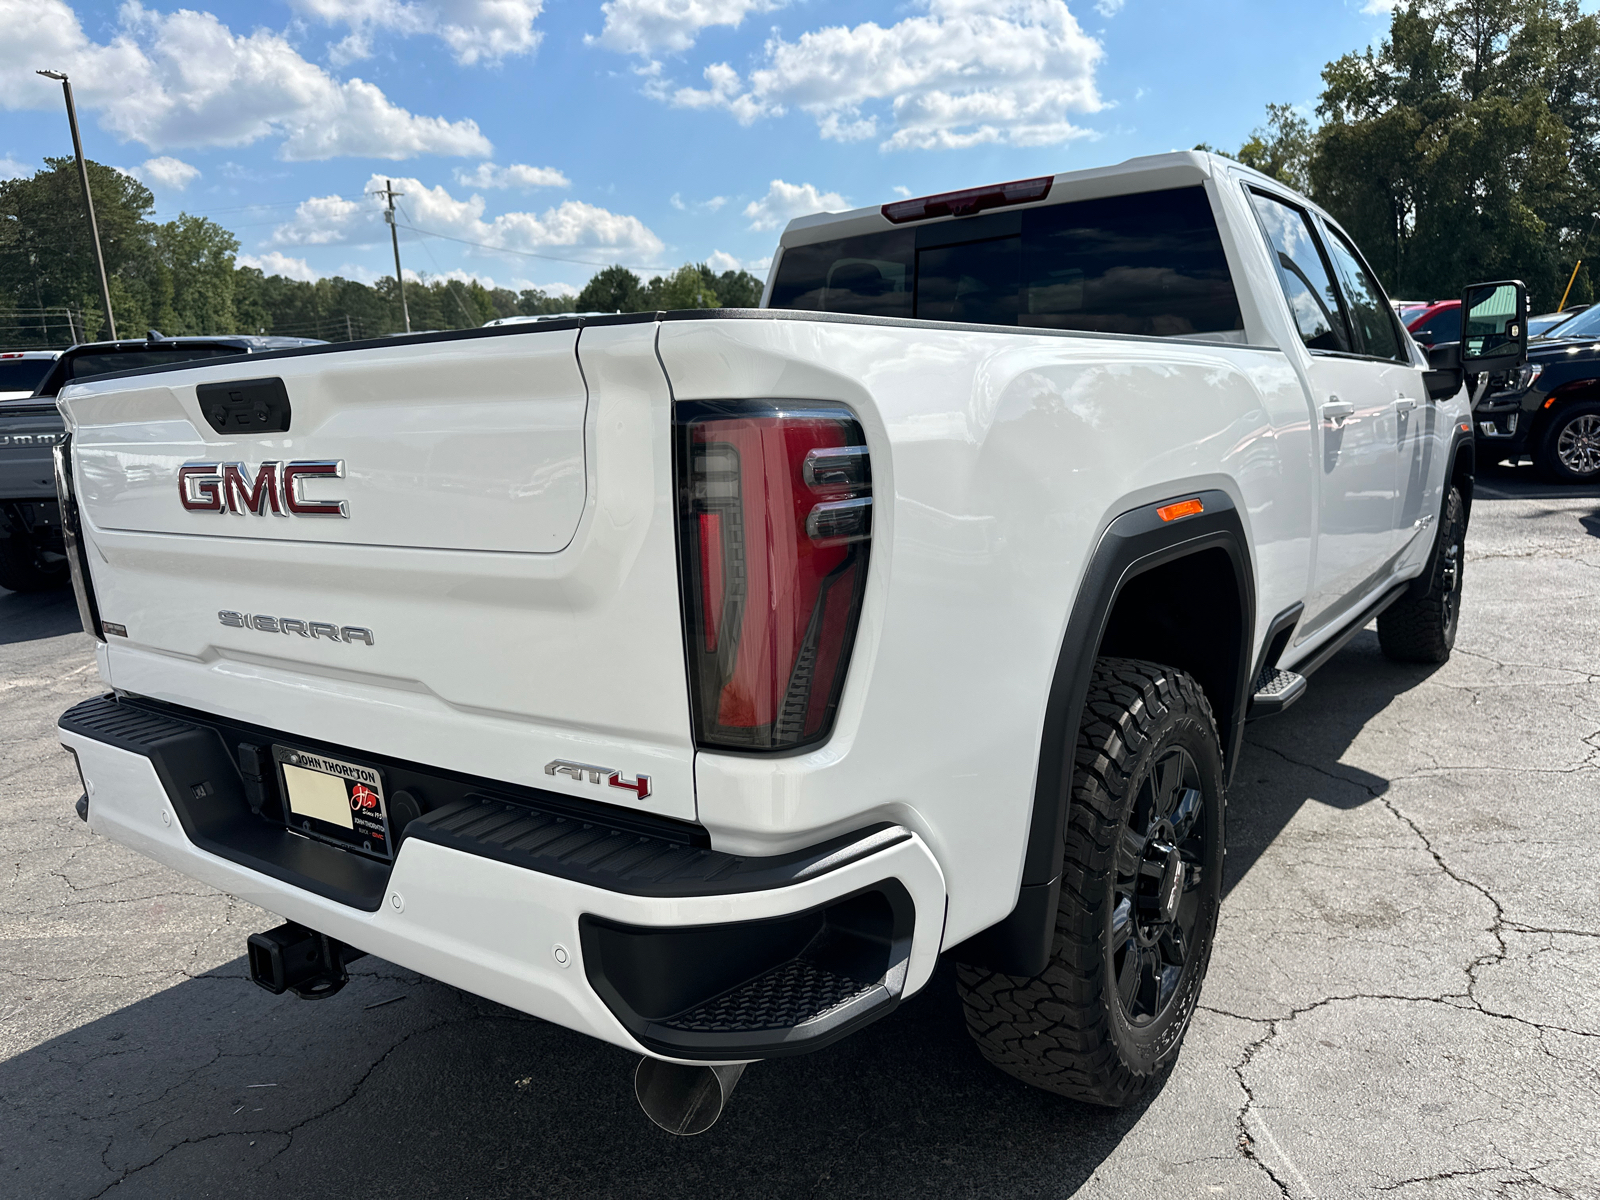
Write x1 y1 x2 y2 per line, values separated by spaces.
644 263 720 310
577 265 644 313
0 157 161 340
1310 0 1599 307
154 215 240 335
517 287 578 315
711 268 765 308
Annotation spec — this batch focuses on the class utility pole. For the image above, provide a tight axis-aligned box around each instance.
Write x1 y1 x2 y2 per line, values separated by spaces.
372 179 410 334
37 70 117 342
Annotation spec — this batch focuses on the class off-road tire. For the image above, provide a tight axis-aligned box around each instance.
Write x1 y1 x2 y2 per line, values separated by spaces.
1377 485 1465 664
0 534 68 594
956 658 1225 1107
1535 400 1600 484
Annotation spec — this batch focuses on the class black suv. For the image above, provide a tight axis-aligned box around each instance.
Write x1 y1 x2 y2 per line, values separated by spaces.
1474 303 1600 483
1 334 322 593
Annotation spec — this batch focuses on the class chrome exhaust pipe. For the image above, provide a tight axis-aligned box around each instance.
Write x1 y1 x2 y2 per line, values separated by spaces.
634 1058 747 1136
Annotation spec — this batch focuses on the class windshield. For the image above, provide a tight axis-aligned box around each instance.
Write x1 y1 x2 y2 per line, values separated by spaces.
0 358 54 393
1542 304 1600 340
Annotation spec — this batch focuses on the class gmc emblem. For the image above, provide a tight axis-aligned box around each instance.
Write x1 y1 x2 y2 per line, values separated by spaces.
544 759 652 801
179 460 347 517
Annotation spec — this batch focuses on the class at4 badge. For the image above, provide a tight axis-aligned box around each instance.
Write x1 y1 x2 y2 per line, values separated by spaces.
273 746 394 860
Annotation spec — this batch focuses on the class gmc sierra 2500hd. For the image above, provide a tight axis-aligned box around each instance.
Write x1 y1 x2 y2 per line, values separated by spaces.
52 152 1524 1134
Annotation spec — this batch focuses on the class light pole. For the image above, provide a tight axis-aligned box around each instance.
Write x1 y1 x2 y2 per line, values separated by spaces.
36 70 117 342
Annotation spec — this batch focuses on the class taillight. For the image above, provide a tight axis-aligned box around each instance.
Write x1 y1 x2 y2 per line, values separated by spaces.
676 401 872 752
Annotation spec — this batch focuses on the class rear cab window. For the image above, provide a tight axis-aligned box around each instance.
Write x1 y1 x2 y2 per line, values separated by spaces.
769 186 1245 340
0 357 54 394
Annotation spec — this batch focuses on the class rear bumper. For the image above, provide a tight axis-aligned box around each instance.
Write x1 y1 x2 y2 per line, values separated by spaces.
60 697 946 1064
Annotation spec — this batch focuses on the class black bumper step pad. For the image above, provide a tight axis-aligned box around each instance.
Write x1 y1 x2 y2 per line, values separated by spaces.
658 957 878 1034
410 796 909 898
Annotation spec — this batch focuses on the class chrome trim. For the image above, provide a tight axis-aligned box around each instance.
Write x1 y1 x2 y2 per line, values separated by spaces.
52 435 104 642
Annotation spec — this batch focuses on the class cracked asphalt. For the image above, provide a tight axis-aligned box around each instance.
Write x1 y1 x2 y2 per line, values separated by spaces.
3 462 1598 1199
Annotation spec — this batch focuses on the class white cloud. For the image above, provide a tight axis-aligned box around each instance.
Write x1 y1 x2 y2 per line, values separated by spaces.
454 161 569 189
0 154 29 180
1094 0 1124 13
594 0 786 57
742 179 847 230
706 250 740 273
2 1 491 160
294 0 544 66
271 174 665 260
662 0 1104 151
670 191 727 213
239 250 321 281
137 155 200 189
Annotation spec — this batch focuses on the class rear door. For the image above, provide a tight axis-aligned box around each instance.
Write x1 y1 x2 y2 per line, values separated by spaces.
1317 221 1437 549
1248 188 1400 632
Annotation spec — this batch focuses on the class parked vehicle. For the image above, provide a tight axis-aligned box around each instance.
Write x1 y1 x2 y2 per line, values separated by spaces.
1475 301 1600 481
51 152 1520 1132
0 334 322 593
1406 299 1462 347
1528 304 1589 338
0 350 60 400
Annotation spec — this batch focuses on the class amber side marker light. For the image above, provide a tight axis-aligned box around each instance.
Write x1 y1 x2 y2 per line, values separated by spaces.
1544 397 1557 409
1156 498 1205 523
1459 422 1473 431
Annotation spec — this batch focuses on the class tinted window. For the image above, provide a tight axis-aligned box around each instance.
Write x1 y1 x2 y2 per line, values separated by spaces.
769 186 1242 337
1019 187 1242 336
1249 190 1349 352
0 359 53 392
767 231 913 318
916 236 1020 325
1323 226 1403 360
1411 310 1461 344
66 347 244 381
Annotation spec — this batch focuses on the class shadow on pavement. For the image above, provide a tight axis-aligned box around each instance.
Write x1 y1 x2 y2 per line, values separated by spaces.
1473 459 1600 502
0 585 82 645
1223 629 1439 898
0 955 1151 1199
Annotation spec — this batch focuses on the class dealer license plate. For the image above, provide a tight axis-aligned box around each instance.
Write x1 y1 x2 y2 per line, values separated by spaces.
273 745 393 860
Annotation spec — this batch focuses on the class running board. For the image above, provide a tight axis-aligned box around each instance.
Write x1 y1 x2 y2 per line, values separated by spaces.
1246 583 1408 721
1248 669 1306 718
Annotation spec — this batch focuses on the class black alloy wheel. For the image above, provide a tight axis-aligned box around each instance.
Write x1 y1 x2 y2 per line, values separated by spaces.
1378 485 1466 664
1111 745 1207 1028
956 658 1225 1107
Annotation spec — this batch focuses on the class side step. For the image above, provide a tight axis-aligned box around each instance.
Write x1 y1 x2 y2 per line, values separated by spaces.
1247 668 1307 719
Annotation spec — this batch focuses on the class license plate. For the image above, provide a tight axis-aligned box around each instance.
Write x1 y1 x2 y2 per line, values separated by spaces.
273 745 392 860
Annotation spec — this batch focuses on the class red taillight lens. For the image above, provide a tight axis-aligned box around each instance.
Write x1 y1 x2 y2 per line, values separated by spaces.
676 402 872 752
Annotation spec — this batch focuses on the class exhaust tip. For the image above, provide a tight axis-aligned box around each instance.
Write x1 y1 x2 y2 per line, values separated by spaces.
634 1059 746 1136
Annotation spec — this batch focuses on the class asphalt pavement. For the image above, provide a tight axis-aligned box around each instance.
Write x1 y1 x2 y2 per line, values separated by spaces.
2 462 1597 1199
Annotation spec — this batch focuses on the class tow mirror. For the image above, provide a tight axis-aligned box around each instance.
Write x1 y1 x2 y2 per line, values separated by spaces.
1459 279 1528 374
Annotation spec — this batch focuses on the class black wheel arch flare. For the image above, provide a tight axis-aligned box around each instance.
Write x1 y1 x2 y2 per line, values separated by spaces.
952 489 1254 976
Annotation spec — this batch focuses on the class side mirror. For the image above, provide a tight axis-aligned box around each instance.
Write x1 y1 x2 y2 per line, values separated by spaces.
1459 279 1528 374
1423 341 1462 401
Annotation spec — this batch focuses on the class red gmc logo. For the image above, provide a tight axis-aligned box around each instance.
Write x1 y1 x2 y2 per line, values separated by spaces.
179 460 347 518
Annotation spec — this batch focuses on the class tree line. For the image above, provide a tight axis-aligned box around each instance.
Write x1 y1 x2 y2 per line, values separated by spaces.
0 159 763 348
1205 0 1600 310
3 0 1596 348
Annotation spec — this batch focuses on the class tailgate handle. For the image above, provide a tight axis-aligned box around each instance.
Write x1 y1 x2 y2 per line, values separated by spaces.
197 377 292 435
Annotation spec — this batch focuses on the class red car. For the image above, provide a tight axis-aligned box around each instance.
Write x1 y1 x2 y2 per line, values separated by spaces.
1405 299 1462 347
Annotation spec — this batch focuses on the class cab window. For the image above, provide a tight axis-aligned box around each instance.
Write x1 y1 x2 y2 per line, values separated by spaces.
1247 190 1350 353
1322 225 1404 361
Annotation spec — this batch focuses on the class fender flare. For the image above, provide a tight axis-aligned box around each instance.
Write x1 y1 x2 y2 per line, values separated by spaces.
953 489 1255 976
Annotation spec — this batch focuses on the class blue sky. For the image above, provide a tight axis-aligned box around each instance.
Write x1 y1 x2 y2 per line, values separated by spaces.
3 0 1405 297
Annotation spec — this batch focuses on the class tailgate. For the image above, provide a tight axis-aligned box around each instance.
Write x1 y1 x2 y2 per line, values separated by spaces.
0 401 66 498
59 323 698 821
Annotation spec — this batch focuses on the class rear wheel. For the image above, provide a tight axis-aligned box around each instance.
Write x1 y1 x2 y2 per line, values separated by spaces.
1536 401 1600 484
1378 485 1465 664
0 534 68 594
956 658 1224 1106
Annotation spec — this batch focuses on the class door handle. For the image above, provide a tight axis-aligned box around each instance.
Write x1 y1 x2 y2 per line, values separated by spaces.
1322 397 1355 424
1395 396 1418 413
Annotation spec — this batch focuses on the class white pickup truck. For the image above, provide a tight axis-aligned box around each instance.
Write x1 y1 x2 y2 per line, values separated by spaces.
52 152 1525 1134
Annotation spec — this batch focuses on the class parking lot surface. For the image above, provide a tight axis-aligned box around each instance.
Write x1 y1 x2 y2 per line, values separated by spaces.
2 464 1597 1199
